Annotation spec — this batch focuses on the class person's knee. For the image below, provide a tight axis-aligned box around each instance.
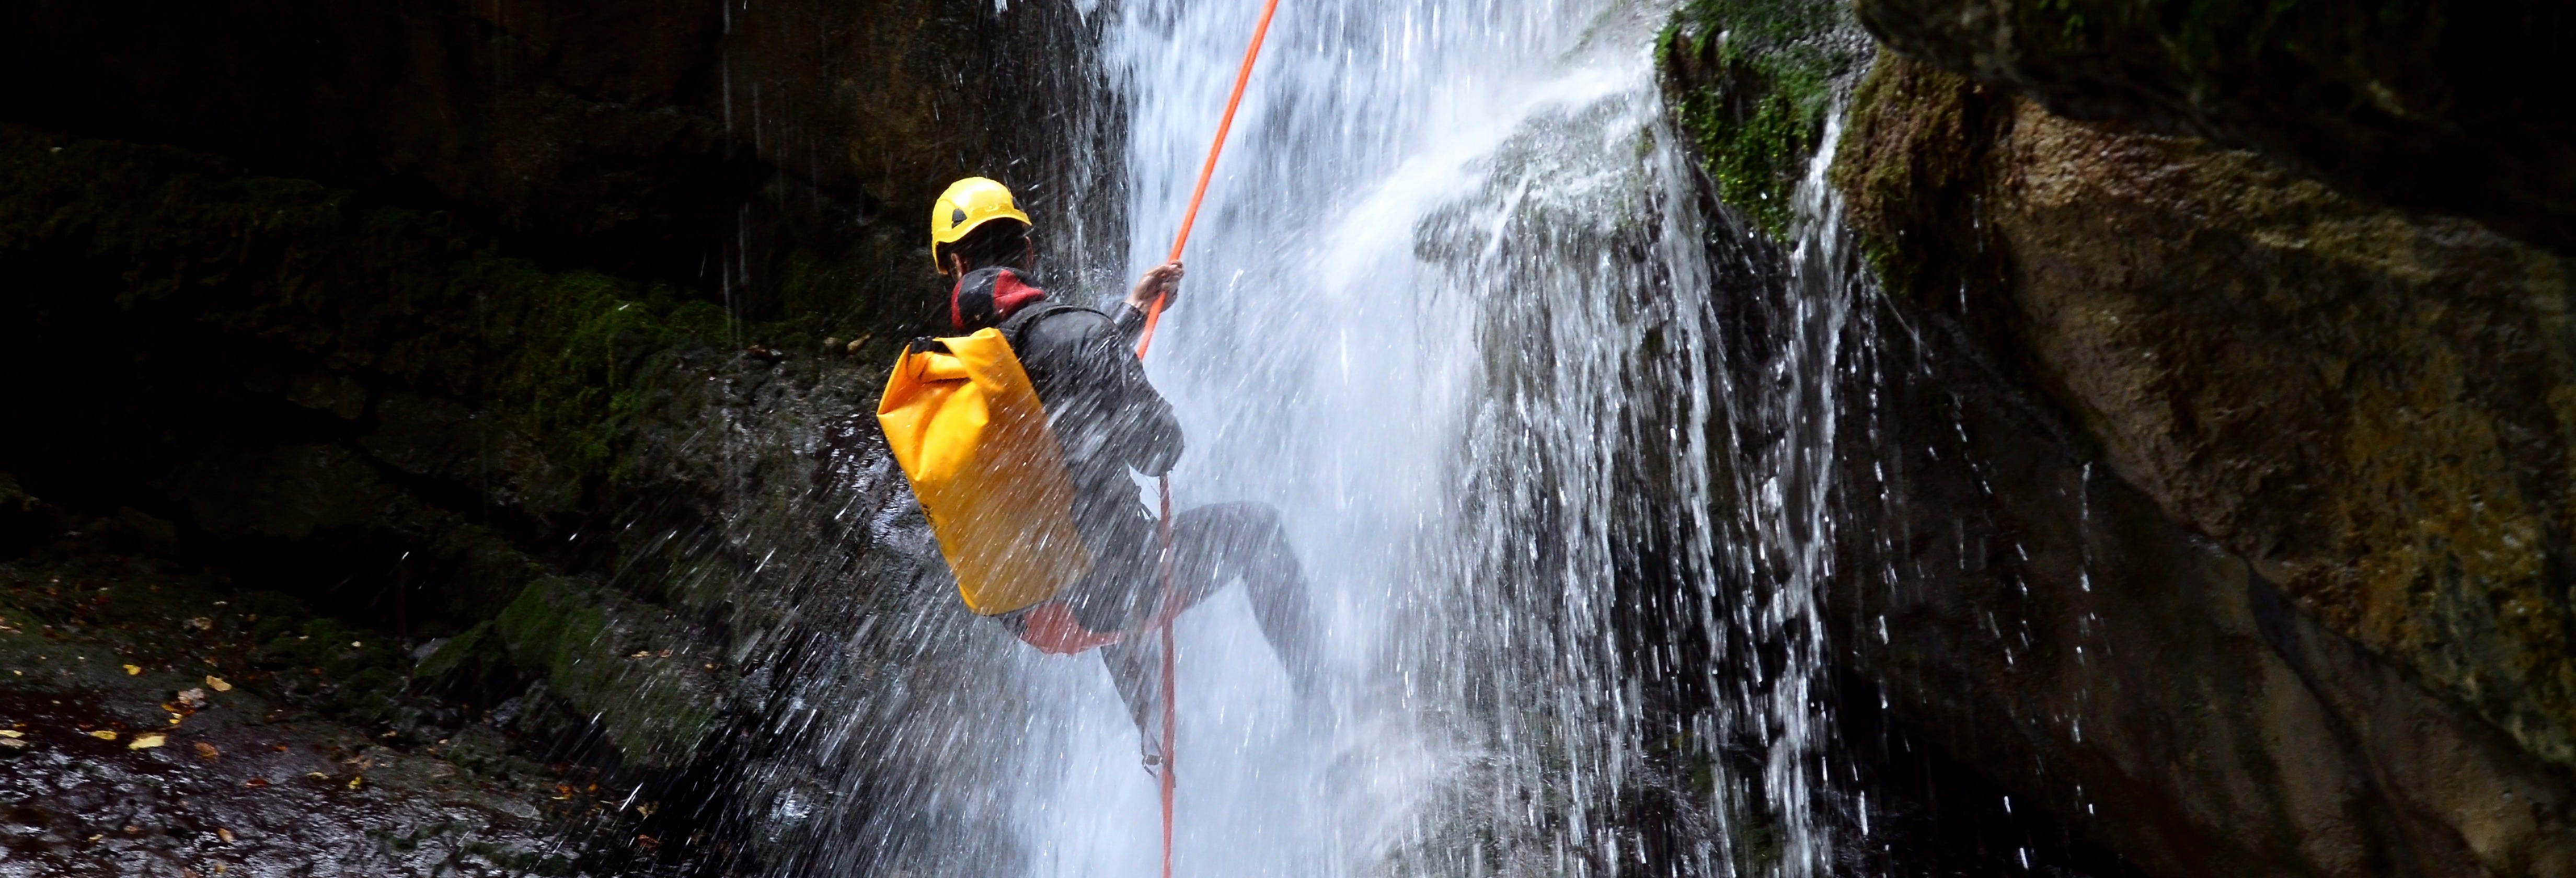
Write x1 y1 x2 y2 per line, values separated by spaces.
1233 502 1287 536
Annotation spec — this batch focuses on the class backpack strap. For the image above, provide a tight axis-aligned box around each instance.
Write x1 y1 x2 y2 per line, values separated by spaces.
996 302 1101 351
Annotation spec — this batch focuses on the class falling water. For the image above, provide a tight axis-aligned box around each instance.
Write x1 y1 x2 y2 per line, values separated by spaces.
1004 1 1876 876
739 1 1887 876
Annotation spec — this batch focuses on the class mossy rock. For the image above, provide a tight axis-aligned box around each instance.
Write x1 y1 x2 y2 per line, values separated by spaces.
1659 0 1868 240
493 576 722 771
1832 54 2576 773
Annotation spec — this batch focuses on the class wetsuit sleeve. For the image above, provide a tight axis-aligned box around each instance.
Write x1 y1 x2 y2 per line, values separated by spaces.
1112 302 1150 351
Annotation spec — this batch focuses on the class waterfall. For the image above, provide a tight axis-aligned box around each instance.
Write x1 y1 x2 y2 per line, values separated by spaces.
750 3 1882 876
1000 1 1871 875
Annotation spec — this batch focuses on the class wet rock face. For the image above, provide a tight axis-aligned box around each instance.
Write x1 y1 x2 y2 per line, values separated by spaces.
1849 0 2576 254
1830 299 2576 878
1827 54 2576 878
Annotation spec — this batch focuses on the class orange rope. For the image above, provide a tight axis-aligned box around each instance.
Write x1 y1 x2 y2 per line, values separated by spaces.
1155 478 1179 878
1137 4 1284 876
1134 0 1285 360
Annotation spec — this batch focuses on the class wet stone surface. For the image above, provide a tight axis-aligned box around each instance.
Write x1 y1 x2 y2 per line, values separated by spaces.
0 555 627 876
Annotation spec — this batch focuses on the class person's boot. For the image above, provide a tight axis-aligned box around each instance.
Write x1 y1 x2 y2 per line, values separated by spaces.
1140 736 1173 782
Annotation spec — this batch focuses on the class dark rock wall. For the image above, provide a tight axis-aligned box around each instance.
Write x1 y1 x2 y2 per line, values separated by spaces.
1824 189 2576 875
0 0 1118 313
1705 0 2576 874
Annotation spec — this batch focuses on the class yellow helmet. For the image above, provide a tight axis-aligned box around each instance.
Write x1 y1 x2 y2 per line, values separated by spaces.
929 177 1033 270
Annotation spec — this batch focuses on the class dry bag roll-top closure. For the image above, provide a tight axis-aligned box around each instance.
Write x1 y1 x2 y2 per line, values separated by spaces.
877 322 1092 615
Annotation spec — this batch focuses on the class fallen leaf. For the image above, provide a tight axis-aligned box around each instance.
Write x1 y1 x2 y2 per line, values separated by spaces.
167 714 183 726
0 730 21 738
630 651 651 658
347 775 364 790
87 730 118 741
243 778 268 788
123 664 141 675
177 688 208 709
85 834 101 843
0 738 25 749
305 771 329 779
194 742 220 759
188 617 214 631
129 732 167 749
205 675 231 691
348 641 361 648
217 827 235 842
184 868 201 878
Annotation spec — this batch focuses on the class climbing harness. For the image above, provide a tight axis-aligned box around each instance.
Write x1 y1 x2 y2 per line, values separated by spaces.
1137 1 1285 875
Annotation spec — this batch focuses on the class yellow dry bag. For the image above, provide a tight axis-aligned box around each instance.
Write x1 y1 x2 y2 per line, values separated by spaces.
877 328 1093 615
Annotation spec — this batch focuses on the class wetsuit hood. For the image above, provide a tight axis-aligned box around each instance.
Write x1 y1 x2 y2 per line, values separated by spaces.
951 267 1048 330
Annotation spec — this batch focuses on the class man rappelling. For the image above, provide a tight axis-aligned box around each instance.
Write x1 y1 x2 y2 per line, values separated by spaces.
880 177 1322 776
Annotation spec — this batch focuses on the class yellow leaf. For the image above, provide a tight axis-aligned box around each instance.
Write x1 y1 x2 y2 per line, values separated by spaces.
87 730 118 741
128 733 167 749
217 827 235 843
0 730 21 738
194 742 220 759
347 775 364 790
123 664 141 675
205 675 232 692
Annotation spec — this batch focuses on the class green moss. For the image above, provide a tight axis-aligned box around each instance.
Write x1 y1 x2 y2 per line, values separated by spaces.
493 577 716 771
1662 0 1862 239
1827 57 1995 308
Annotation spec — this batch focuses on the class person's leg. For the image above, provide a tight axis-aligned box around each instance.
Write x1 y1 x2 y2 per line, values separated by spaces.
1169 502 1322 697
1092 501 1321 771
1099 634 1170 772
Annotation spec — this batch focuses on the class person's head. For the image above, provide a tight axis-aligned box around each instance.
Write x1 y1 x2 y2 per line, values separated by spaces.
930 177 1037 277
